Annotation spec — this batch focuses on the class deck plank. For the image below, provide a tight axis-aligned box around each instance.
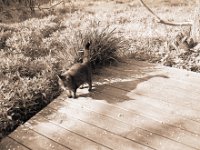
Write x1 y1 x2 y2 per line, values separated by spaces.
92 84 200 135
106 78 200 122
129 94 200 123
1 60 200 150
46 97 198 150
0 137 30 150
37 105 153 150
104 66 200 97
24 115 110 150
54 93 200 150
97 62 200 111
103 62 200 96
103 60 200 91
8 125 70 150
127 59 200 83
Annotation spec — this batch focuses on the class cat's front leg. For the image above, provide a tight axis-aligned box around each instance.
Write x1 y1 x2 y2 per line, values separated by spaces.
72 89 77 98
67 90 72 98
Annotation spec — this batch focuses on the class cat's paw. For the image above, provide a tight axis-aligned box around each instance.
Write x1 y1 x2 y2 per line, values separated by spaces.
68 95 72 98
79 85 84 89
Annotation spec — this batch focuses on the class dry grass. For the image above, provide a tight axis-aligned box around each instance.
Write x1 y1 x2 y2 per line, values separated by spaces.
0 0 200 140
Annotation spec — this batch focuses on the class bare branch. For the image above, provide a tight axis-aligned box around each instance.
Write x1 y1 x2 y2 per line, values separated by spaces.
40 0 64 10
139 0 193 26
49 0 64 9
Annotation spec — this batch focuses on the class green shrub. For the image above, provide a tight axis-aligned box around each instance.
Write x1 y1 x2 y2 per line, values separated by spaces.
49 27 130 72
63 27 130 68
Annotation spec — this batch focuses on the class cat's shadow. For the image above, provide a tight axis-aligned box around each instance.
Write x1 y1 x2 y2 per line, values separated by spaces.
79 74 169 104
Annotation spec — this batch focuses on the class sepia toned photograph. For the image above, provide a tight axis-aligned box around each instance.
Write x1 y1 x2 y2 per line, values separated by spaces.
1 0 200 149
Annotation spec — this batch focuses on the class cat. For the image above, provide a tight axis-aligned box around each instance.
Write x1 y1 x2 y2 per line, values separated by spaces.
58 42 92 98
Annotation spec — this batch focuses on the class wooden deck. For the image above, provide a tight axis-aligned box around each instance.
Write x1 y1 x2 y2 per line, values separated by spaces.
1 60 200 150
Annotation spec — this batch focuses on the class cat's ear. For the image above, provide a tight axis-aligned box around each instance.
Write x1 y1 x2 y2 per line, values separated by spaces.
85 41 91 50
61 71 68 76
57 72 67 80
57 75 66 90
61 71 71 80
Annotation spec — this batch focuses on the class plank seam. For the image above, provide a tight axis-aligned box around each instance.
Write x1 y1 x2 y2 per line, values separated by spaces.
7 136 32 150
54 99 199 150
37 113 113 150
47 105 156 150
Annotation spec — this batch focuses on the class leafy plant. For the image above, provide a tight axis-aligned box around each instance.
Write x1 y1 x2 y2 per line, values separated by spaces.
71 27 130 68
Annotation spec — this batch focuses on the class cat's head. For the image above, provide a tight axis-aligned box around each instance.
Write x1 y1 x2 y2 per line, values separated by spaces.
58 72 72 87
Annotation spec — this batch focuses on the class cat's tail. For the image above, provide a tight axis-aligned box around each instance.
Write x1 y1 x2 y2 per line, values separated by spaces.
83 42 91 63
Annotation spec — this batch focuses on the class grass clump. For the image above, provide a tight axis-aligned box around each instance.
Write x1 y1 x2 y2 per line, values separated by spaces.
84 28 129 66
0 54 61 139
0 16 63 139
69 28 130 68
